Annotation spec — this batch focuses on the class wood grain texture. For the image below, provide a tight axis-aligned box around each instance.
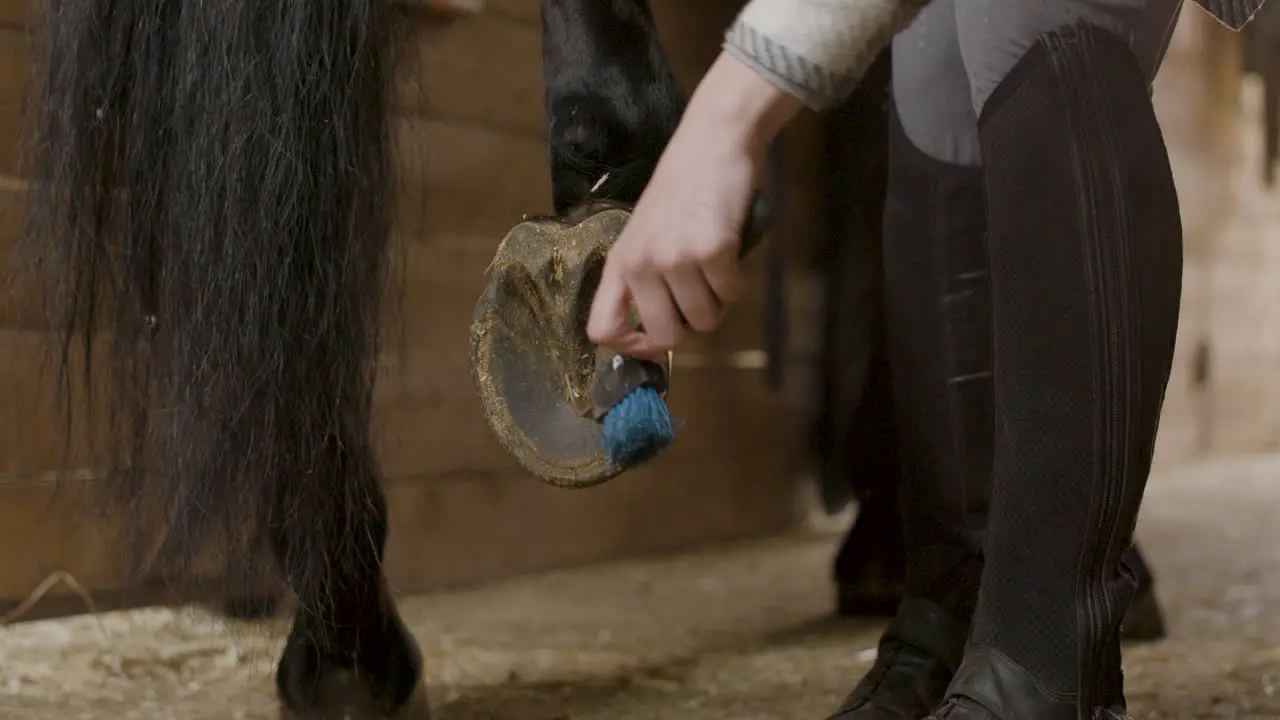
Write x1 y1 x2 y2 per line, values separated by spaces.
0 0 812 615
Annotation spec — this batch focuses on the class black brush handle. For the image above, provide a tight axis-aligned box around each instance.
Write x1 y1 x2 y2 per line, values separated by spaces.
739 193 771 259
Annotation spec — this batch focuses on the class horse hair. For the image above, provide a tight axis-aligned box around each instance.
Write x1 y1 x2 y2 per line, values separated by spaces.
540 0 685 213
21 0 403 627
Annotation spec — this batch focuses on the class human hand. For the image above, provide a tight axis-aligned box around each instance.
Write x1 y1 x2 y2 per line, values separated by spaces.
585 51 801 362
584 116 758 361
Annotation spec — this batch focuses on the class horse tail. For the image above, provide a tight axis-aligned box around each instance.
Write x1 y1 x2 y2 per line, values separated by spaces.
22 0 401 598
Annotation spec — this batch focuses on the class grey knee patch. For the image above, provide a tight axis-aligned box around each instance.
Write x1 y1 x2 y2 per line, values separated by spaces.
955 0 1184 117
978 22 1154 128
1194 0 1266 30
891 88 983 167
890 2 982 167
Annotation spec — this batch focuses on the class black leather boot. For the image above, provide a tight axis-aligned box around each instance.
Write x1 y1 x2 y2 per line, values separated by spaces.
836 532 1166 641
829 599 968 719
832 102 989 720
836 528 1166 641
1120 545 1166 641
881 107 990 628
930 23 1182 719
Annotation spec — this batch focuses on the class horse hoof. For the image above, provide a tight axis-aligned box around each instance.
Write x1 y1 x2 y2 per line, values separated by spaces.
276 605 424 719
832 498 907 618
1120 583 1167 643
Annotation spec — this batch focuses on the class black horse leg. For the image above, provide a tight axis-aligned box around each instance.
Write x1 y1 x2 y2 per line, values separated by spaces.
540 0 685 209
273 442 422 718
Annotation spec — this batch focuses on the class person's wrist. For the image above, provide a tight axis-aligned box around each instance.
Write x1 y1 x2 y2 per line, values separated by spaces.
684 51 803 159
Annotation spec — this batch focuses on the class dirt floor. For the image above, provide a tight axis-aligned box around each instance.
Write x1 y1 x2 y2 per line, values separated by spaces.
1 450 1279 719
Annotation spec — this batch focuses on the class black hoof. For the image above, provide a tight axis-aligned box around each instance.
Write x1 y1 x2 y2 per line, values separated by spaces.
1120 583 1166 642
276 603 424 719
834 497 907 618
1119 544 1166 643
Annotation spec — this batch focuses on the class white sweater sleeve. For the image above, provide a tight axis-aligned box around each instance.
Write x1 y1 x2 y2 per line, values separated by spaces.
723 0 932 110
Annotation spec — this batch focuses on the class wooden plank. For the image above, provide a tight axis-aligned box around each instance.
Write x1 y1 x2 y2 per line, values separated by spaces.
0 331 100 475
379 448 801 592
0 584 179 624
0 0 22 28
0 184 44 331
397 11 543 135
481 0 539 24
0 474 124 603
396 117 552 238
0 217 787 475
472 0 750 76
652 0 745 88
0 445 802 607
0 27 26 176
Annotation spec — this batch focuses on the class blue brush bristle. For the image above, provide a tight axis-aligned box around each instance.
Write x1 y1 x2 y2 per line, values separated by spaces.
601 386 676 468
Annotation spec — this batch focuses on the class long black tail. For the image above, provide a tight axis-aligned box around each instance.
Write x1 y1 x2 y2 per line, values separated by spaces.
22 0 399 596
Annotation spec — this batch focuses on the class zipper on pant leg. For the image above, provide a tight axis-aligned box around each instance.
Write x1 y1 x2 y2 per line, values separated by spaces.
1042 29 1139 718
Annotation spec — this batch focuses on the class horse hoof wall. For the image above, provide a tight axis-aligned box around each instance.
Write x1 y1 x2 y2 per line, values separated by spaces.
276 610 424 719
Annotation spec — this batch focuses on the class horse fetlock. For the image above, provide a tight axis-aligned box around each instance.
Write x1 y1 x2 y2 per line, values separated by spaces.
548 94 665 212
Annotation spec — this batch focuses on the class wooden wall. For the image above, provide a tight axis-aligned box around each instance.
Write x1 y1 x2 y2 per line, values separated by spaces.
0 0 812 616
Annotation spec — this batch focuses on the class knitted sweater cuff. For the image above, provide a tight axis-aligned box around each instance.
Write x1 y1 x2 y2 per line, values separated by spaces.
723 0 929 111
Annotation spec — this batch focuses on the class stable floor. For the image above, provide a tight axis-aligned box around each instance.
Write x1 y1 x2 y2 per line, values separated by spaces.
2 451 1279 719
